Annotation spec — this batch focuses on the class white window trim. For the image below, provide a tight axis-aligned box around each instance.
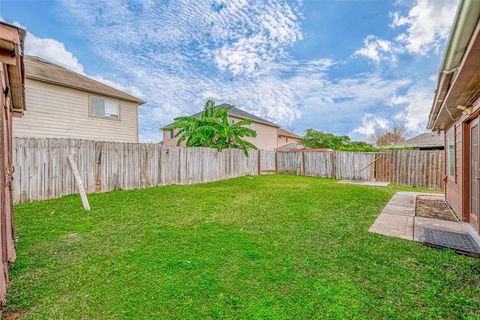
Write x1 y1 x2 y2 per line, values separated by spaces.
447 128 456 179
89 95 121 120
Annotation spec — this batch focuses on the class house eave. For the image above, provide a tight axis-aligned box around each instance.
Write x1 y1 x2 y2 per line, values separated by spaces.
428 0 480 130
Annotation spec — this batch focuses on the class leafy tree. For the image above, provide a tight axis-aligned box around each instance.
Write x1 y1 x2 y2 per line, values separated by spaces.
299 129 411 152
300 129 379 151
165 100 257 156
300 129 350 149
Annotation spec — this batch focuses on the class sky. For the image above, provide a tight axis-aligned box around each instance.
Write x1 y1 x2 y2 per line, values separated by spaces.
1 0 459 142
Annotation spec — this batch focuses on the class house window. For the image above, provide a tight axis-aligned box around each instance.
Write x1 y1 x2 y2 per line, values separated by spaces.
90 96 119 119
251 122 256 131
169 130 174 139
447 129 455 177
285 136 289 142
230 119 235 125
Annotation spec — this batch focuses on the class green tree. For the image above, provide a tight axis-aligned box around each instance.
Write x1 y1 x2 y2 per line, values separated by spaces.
165 100 257 156
299 129 377 151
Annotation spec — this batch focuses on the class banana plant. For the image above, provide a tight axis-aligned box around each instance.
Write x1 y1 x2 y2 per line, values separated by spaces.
164 99 257 156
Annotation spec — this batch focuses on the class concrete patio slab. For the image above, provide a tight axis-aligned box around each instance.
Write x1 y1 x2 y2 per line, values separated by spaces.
382 204 415 217
368 192 480 256
369 213 414 240
339 180 390 187
369 191 480 255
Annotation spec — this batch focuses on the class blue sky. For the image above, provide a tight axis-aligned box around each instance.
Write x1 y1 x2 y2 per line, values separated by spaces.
1 0 459 142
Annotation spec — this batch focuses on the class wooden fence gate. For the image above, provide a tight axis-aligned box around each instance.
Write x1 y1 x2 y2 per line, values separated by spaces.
335 151 375 181
375 150 445 190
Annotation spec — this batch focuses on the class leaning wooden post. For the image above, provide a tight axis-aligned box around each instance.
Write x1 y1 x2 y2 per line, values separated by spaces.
68 151 91 211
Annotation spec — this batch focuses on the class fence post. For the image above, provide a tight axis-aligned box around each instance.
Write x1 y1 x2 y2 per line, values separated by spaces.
95 142 102 192
331 151 336 179
274 150 278 173
257 150 261 176
302 151 306 175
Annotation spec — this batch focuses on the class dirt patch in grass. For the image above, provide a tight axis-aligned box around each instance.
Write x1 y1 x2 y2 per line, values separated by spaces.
416 195 456 222
3 311 22 320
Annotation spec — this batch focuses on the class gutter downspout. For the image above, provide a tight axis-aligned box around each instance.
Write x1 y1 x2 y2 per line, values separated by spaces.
428 0 480 129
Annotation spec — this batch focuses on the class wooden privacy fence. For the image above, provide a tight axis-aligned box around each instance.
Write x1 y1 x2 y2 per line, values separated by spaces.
276 151 375 180
375 150 445 190
12 138 446 204
275 149 445 190
13 138 258 203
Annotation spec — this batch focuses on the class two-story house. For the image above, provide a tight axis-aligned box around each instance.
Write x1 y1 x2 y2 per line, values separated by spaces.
161 105 302 151
14 56 145 142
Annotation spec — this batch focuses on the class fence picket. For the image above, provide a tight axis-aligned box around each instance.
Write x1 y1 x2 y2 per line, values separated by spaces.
12 138 446 204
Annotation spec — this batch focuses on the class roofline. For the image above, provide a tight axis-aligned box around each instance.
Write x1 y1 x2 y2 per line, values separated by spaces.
428 0 480 129
26 74 145 105
278 130 302 139
228 114 280 127
403 143 444 148
161 110 280 129
25 55 145 105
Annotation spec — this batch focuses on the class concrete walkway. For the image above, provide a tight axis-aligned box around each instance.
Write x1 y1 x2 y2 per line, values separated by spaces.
339 180 390 187
369 192 466 241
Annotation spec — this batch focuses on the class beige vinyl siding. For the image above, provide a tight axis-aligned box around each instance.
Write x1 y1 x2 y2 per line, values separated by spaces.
162 116 278 150
277 136 301 148
13 79 139 142
163 128 180 146
237 117 278 151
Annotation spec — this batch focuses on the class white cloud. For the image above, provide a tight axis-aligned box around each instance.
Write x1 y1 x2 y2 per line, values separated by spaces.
354 0 458 62
25 32 84 74
393 84 435 132
354 35 395 62
392 0 458 55
58 0 309 142
213 4 303 76
57 0 416 142
351 114 391 137
0 18 85 74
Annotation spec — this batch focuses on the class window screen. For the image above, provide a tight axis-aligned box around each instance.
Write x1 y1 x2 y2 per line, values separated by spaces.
90 96 119 119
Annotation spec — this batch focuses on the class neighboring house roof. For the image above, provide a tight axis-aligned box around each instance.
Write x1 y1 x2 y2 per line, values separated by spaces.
217 104 279 127
403 132 444 148
24 56 145 104
278 128 302 139
162 104 279 129
282 148 333 152
277 143 302 150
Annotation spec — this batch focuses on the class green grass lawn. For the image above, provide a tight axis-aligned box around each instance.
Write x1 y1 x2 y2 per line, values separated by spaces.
6 175 480 319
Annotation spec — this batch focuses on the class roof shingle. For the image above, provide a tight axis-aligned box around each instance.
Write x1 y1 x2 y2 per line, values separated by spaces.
403 132 444 148
25 56 145 104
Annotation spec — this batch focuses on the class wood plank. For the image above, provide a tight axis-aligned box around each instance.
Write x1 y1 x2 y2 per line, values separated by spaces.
67 152 90 211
